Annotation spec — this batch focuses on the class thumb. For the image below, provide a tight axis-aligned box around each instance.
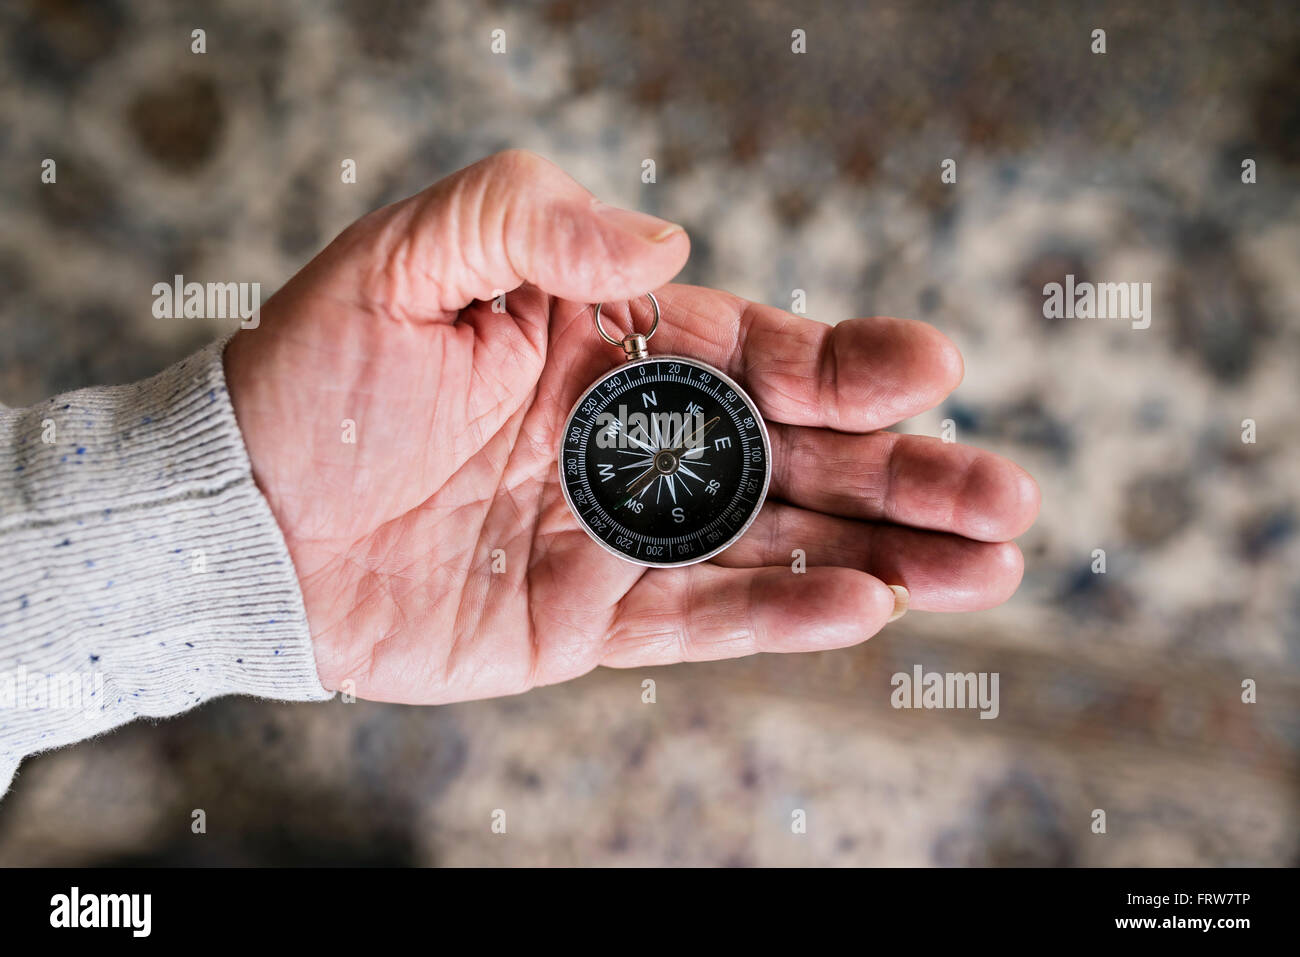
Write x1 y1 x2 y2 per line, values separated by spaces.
343 149 690 314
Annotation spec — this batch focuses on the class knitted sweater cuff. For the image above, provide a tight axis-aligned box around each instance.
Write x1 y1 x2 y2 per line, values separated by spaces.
0 336 332 796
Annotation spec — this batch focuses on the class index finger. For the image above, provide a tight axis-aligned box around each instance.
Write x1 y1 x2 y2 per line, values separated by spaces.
590 284 965 432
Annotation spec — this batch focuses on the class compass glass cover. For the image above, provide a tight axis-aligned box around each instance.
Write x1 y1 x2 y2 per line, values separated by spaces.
560 356 770 566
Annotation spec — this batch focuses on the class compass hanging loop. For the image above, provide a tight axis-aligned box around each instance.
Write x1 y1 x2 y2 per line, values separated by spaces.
593 292 660 361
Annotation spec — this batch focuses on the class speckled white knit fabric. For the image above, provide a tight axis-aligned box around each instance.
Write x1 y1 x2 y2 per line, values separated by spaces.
0 336 332 796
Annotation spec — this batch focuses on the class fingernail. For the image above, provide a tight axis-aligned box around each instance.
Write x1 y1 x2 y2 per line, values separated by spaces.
591 199 683 242
887 584 910 623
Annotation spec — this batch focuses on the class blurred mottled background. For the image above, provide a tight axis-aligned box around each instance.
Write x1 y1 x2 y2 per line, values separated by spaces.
1 0 1298 865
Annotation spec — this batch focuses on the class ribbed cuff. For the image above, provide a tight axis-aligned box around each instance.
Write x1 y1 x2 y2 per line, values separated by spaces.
1 336 332 795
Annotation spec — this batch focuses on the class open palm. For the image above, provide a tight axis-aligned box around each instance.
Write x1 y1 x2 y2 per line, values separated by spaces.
223 150 1039 704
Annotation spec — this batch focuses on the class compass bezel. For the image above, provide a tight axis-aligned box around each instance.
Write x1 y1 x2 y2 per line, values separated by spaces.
556 354 773 568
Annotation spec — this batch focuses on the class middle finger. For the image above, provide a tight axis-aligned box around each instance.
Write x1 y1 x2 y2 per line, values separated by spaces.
767 423 1041 542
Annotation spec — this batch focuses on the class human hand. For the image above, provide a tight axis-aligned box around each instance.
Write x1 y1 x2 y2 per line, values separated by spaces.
223 150 1040 704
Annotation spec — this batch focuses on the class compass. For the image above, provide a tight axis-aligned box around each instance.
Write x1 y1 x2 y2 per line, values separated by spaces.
558 294 772 567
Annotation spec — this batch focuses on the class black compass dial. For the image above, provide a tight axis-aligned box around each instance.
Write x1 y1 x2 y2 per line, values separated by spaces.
559 356 771 566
